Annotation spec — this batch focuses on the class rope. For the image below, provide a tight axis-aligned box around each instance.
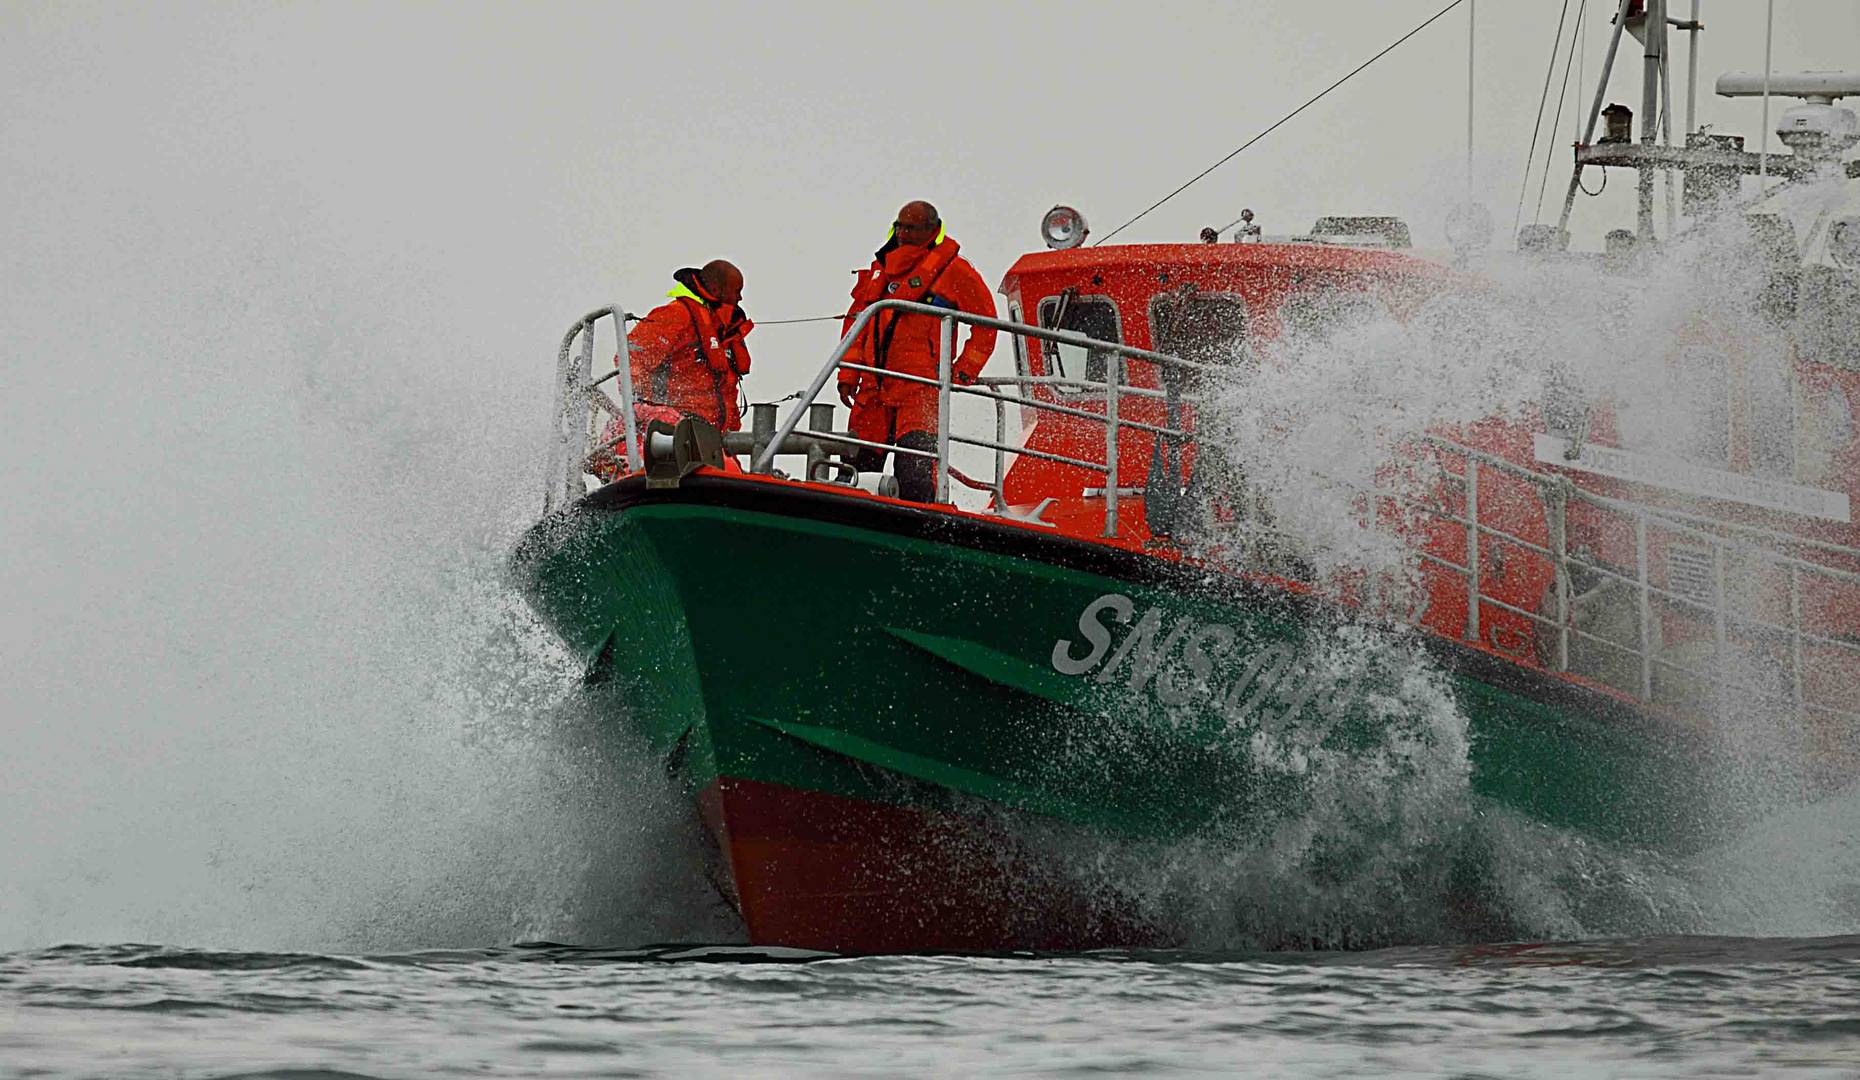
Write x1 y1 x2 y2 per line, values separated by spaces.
755 312 849 326
945 465 995 493
1095 0 1470 246
1514 0 1574 238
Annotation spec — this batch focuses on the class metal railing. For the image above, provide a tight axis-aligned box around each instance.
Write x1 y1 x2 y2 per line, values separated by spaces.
546 306 634 512
1401 436 1860 727
545 301 1860 730
754 298 1222 535
547 300 1219 524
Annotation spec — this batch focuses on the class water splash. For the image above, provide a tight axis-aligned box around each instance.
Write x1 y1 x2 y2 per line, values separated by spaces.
1032 205 1860 949
0 165 726 952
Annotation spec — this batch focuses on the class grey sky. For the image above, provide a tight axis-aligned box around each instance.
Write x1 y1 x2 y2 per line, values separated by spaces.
7 1 1855 408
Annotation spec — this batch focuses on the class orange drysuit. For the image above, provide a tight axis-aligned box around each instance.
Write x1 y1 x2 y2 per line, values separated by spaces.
594 269 752 478
628 267 753 431
837 228 996 447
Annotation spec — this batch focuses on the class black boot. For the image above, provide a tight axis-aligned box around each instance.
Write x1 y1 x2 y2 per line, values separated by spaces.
893 431 938 503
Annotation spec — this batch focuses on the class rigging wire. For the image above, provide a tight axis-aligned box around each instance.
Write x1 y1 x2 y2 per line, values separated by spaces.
755 313 849 326
1534 0 1588 224
1514 0 1575 238
1093 0 1470 246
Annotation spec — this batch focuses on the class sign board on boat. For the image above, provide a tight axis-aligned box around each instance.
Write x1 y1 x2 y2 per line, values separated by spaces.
1532 434 1852 523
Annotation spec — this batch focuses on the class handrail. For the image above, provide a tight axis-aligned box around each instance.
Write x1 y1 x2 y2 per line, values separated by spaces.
546 306 624 513
1420 434 1860 572
549 299 1857 733
752 297 1222 474
1403 434 1859 731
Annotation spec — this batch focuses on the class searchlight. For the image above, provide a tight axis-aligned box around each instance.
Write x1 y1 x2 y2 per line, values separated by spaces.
1831 217 1860 270
1041 206 1089 250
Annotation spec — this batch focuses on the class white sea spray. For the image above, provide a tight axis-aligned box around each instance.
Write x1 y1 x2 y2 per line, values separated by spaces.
1011 204 1860 947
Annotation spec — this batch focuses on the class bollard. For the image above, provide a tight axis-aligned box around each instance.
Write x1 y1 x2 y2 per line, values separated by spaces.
751 403 778 474
805 403 834 480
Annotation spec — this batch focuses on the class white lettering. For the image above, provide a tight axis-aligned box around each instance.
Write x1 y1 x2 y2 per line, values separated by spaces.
1126 616 1200 695
1221 641 1297 725
1051 593 1134 675
1096 606 1165 686
1259 666 1327 734
1051 598 1366 729
1157 623 1238 705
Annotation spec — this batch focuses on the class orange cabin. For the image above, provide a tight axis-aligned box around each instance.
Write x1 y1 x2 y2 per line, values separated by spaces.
988 234 1858 719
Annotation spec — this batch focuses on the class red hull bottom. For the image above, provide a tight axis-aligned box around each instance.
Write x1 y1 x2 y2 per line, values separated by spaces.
698 777 1169 954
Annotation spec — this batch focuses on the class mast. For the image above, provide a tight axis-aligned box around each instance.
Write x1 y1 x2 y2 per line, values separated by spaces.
1636 0 1665 240
1685 0 1701 137
1557 0 1729 247
1557 0 1635 236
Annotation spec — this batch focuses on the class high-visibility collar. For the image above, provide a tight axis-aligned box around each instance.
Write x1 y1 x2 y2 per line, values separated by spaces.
883 221 947 248
667 281 708 305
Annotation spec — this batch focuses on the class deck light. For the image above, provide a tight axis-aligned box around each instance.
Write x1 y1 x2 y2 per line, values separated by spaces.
1601 103 1634 144
1041 206 1089 250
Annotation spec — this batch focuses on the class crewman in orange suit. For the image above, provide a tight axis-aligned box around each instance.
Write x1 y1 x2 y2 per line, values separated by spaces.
837 201 996 502
595 259 752 478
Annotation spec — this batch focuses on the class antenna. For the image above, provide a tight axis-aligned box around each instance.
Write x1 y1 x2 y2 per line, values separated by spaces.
1716 70 1860 168
1762 0 1775 180
1467 0 1477 201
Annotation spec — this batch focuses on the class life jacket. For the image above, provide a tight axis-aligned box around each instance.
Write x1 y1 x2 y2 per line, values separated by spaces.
634 269 750 428
848 227 963 379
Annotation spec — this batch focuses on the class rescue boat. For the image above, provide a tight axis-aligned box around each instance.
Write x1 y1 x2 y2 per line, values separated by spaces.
511 13 1859 953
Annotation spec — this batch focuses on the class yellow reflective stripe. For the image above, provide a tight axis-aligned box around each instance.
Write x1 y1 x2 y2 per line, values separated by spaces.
666 282 701 302
884 222 949 245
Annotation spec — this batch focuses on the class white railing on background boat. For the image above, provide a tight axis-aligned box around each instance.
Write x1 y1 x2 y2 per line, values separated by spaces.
546 302 1860 729
1402 435 1860 727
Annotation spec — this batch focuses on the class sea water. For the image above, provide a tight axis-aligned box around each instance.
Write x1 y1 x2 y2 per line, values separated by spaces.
6 936 1860 1076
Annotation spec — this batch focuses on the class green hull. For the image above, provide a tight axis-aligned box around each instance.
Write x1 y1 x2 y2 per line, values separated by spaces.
514 475 1710 860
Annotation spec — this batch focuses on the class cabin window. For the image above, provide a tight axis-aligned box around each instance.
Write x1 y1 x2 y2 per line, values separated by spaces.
1799 266 1860 372
1747 214 1800 325
1675 344 1730 466
1822 382 1852 459
1541 363 1589 440
1149 289 1249 373
1829 385 1854 450
1008 301 1027 380
1037 293 1125 387
1747 349 1796 480
1278 287 1390 346
1619 344 1729 466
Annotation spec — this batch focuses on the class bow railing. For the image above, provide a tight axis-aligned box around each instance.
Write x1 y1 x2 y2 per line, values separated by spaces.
548 299 1225 532
545 301 1860 735
754 298 1224 534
